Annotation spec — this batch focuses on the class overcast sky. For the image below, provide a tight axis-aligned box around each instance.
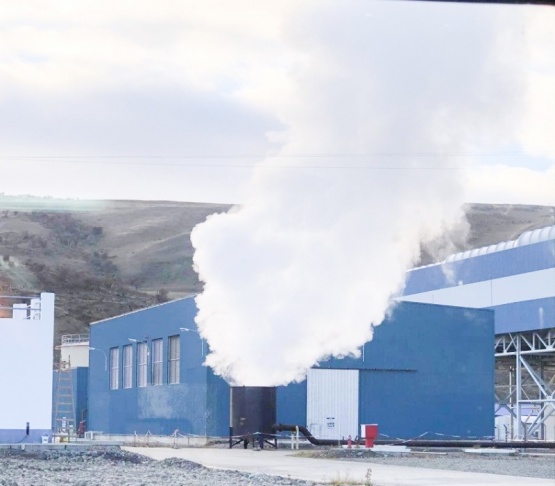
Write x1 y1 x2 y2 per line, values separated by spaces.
0 0 553 205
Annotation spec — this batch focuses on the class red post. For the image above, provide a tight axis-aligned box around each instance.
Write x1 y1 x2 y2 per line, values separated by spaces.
347 435 352 448
364 424 378 448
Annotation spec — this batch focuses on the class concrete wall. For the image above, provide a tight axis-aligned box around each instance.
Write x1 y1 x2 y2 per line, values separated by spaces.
61 343 90 368
0 293 55 443
401 239 555 334
88 298 494 440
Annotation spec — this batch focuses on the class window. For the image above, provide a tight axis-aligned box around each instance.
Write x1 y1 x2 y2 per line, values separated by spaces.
168 335 180 384
109 347 119 390
151 338 163 385
122 344 133 388
137 342 148 387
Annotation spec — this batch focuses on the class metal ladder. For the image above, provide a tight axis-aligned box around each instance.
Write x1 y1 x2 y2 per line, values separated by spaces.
52 360 76 442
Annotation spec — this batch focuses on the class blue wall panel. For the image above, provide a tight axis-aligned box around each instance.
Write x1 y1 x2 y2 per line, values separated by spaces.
206 369 230 437
491 297 555 334
332 303 494 439
277 382 307 427
88 299 494 440
404 240 555 294
319 303 493 374
89 298 213 436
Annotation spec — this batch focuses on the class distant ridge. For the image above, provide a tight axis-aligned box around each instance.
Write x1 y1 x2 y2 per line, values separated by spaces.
0 197 552 347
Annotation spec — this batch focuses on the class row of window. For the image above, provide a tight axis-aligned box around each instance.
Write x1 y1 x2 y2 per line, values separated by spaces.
109 335 180 390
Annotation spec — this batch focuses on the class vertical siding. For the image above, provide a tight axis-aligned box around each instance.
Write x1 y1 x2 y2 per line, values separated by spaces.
403 239 555 334
277 381 307 427
87 300 494 440
316 303 494 439
306 369 359 440
88 298 212 436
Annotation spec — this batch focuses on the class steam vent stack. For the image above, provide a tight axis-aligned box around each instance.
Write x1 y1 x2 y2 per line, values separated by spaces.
229 386 276 449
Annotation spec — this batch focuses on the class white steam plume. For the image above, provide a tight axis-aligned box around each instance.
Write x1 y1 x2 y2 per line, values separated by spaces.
191 2 536 386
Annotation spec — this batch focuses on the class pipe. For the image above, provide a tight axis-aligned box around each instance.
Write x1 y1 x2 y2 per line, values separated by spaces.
273 424 351 446
377 439 555 449
273 424 555 449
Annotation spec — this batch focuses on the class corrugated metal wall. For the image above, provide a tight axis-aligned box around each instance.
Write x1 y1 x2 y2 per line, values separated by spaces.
87 300 494 440
306 369 358 440
318 303 495 440
88 297 223 436
402 239 555 334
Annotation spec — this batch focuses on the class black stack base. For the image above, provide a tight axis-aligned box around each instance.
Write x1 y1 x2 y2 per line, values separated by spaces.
229 431 278 450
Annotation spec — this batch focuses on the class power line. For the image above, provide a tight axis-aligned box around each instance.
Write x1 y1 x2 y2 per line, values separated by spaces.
0 151 531 169
1 151 525 159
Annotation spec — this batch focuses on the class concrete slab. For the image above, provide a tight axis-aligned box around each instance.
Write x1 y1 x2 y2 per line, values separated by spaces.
464 448 517 455
371 445 411 453
125 447 554 486
0 443 122 453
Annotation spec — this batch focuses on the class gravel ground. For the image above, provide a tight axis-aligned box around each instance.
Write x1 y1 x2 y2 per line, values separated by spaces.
2 447 554 485
295 448 555 480
0 449 325 486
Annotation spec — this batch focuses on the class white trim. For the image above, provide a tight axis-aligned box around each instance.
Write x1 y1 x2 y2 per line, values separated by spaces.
90 294 197 325
400 268 555 309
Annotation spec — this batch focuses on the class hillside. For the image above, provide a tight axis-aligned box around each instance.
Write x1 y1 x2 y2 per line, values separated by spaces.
0 197 231 344
0 195 553 345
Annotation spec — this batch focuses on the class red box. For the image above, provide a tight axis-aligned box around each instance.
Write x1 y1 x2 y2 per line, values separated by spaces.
364 424 378 448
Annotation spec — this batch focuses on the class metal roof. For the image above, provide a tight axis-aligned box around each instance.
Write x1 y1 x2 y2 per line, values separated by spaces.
444 225 555 264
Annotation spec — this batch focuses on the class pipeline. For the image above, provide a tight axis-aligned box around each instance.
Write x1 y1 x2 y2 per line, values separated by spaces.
377 439 555 449
273 424 350 446
273 424 555 449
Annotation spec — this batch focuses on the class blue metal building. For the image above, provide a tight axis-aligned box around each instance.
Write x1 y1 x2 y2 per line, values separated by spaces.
400 225 555 440
402 225 555 335
88 298 494 440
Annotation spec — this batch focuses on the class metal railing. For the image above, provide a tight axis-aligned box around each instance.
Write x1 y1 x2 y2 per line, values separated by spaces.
0 295 41 319
61 334 90 345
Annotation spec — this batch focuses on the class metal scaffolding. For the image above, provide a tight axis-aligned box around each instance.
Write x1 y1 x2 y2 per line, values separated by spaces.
495 329 555 440
53 359 76 442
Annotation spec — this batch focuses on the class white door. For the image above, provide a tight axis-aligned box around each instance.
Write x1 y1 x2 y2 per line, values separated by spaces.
306 369 359 440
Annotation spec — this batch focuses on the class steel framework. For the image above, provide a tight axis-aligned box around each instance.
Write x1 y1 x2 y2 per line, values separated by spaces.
495 329 555 440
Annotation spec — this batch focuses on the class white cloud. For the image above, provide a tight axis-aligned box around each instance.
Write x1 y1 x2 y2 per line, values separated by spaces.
0 1 553 206
465 164 555 205
193 1 552 386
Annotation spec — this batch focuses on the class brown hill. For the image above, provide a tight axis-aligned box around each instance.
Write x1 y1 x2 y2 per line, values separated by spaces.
0 196 553 345
0 197 230 344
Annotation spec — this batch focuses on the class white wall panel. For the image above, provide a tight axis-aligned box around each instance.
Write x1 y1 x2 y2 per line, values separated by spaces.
400 268 555 309
306 369 359 440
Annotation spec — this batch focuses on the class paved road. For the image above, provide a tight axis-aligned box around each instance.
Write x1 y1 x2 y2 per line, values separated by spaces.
126 447 554 486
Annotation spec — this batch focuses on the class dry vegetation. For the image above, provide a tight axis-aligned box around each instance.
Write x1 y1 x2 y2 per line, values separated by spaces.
0 197 230 346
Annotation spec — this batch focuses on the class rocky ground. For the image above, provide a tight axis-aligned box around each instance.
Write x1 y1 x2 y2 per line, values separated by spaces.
1 446 554 485
295 447 555 480
0 449 324 486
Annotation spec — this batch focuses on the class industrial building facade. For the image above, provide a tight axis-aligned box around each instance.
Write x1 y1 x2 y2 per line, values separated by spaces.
401 225 555 440
88 298 494 441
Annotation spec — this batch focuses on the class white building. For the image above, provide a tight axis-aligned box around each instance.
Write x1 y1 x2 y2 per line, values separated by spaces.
0 292 55 443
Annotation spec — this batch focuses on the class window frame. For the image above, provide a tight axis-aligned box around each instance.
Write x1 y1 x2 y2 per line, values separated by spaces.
122 344 133 389
167 335 180 384
136 342 148 387
151 338 163 386
109 347 119 390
